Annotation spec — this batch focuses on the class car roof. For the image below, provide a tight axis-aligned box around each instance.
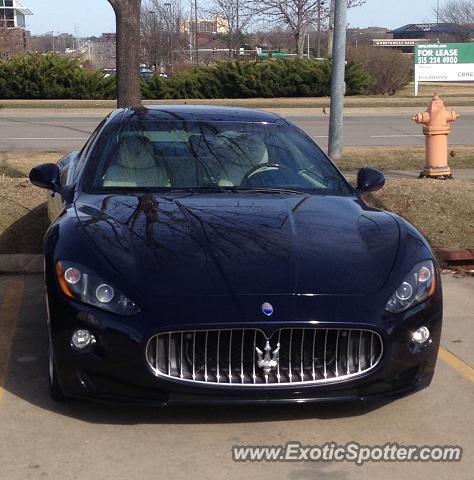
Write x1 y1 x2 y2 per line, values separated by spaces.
116 105 287 124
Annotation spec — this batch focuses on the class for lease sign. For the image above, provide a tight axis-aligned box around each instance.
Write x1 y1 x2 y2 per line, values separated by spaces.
414 43 474 95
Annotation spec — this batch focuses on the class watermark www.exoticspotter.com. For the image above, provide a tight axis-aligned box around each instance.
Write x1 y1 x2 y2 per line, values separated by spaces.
231 442 463 466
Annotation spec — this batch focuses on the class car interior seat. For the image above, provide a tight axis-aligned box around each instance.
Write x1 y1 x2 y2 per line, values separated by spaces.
103 135 170 188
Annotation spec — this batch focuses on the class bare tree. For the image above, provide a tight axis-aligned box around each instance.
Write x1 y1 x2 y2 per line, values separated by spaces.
252 0 365 59
438 0 474 24
142 0 187 72
107 0 142 108
256 26 295 52
437 0 474 40
0 27 31 57
0 28 8 56
205 0 253 56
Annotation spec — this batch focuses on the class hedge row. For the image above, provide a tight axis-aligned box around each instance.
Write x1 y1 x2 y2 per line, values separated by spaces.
142 59 373 99
0 54 115 99
0 54 378 100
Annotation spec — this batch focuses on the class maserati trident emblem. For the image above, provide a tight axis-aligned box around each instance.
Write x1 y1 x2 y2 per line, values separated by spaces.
261 302 274 316
256 341 280 374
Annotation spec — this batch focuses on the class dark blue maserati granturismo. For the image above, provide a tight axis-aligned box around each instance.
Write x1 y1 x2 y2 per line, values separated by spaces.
29 106 442 405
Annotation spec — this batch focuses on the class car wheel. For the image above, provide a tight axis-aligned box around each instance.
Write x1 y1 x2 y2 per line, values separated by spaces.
48 339 67 403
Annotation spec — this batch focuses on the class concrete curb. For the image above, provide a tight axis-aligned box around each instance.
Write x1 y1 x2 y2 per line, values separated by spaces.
2 106 474 117
0 254 43 274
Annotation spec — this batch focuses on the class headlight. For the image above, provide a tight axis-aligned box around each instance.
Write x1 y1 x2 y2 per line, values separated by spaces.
56 261 140 316
385 260 436 313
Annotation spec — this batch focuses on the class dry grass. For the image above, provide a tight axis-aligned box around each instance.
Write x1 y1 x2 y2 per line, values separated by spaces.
337 146 474 171
0 151 66 178
2 84 474 110
364 179 474 249
397 82 474 98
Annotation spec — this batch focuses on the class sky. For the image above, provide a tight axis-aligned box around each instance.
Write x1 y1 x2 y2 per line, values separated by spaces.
25 0 442 37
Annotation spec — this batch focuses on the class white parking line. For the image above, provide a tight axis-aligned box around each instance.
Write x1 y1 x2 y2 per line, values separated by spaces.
0 280 25 404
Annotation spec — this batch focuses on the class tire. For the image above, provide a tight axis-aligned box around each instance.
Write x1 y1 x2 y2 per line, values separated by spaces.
48 339 68 403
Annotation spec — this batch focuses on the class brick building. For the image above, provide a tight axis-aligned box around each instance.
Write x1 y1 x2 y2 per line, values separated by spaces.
0 0 32 56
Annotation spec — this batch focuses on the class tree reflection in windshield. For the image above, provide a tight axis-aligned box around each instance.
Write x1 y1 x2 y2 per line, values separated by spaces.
85 118 351 196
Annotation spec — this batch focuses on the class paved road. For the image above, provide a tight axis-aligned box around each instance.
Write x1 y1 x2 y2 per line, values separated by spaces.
0 273 473 480
0 111 473 151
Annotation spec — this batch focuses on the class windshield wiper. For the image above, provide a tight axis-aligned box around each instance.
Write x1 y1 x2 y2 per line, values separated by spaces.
229 187 310 195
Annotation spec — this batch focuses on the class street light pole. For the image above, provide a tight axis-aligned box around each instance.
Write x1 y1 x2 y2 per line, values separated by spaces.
328 0 348 160
235 0 240 57
164 3 173 73
327 0 335 57
194 0 199 65
317 0 324 58
148 10 157 70
189 0 193 62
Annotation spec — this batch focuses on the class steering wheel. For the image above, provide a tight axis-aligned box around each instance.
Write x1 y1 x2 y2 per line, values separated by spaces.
241 163 296 186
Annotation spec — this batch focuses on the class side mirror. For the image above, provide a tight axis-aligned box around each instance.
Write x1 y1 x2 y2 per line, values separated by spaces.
357 168 385 193
29 163 61 192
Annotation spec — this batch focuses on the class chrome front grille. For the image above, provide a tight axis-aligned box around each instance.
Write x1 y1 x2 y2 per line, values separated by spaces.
145 328 383 387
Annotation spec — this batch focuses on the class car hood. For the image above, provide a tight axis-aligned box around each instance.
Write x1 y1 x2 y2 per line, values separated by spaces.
75 193 400 297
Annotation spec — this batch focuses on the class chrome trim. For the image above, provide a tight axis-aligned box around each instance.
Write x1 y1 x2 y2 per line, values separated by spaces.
323 329 328 379
346 330 351 375
288 329 293 383
216 330 220 383
252 330 256 384
167 332 171 376
180 332 184 379
145 328 384 388
300 329 305 381
277 330 281 383
240 330 245 384
228 330 233 384
370 332 374 367
192 331 196 380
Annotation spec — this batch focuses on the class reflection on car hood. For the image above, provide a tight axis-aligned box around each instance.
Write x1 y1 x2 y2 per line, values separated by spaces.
75 193 400 296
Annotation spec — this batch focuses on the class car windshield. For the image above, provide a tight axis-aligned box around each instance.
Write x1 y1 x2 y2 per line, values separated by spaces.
84 119 352 196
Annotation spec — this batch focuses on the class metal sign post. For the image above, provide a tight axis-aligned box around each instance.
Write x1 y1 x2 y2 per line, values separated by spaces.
328 0 347 160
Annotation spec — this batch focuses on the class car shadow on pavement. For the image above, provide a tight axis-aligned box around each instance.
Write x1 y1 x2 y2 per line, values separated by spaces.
0 202 49 254
3 274 397 425
8 371 396 426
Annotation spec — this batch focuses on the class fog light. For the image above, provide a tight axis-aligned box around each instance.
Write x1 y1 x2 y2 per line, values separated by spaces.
412 326 430 345
72 329 95 350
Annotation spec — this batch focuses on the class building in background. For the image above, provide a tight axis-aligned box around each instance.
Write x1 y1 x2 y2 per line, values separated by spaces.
0 0 32 56
392 23 474 40
180 16 229 35
0 0 32 28
95 33 116 69
374 23 474 53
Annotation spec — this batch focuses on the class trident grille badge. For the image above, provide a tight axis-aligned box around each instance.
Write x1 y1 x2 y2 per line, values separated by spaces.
255 341 280 374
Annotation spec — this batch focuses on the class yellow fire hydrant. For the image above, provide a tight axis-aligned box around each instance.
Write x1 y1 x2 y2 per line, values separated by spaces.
413 94 460 179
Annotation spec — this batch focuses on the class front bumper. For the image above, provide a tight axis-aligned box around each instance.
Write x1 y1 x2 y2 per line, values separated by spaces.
47 291 443 406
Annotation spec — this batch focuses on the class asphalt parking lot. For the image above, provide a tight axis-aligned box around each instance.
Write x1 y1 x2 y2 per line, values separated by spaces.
0 273 473 480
